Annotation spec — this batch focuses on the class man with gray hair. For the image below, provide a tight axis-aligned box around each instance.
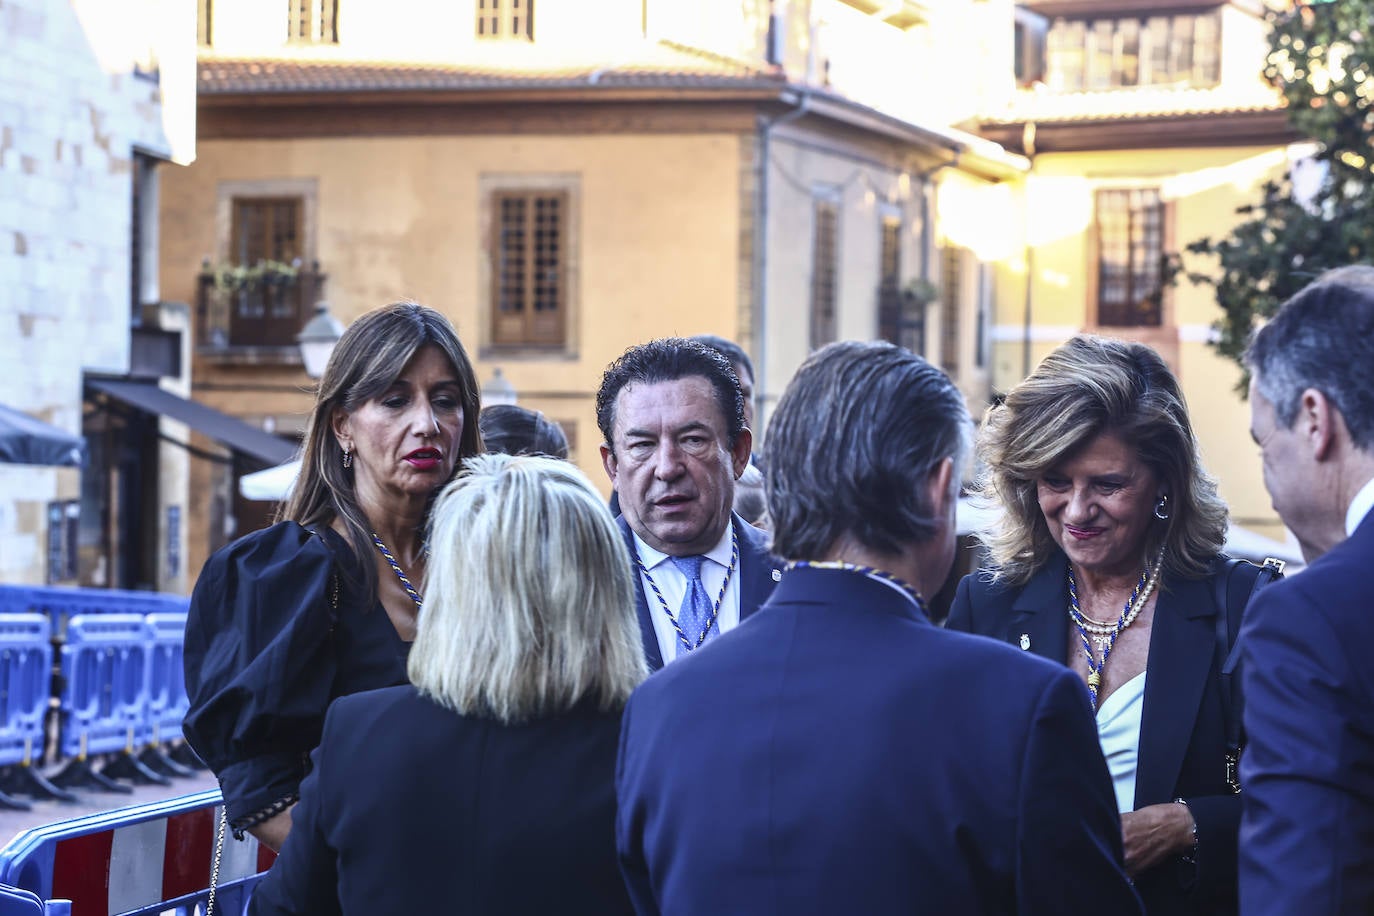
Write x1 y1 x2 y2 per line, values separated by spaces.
1240 265 1374 915
616 341 1140 914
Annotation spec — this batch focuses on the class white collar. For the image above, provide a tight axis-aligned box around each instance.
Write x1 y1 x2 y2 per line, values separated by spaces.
632 520 736 571
1346 476 1374 537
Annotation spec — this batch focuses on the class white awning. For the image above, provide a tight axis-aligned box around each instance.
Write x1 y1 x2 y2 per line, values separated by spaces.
239 458 302 501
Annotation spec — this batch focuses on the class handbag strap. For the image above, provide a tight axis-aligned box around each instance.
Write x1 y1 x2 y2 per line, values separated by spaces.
1212 555 1285 790
206 805 227 916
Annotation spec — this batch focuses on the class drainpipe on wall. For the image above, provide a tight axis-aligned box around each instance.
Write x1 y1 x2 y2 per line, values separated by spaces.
752 87 811 432
1021 120 1037 379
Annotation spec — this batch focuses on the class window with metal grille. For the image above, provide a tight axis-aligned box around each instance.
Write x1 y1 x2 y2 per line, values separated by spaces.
288 0 339 44
476 0 535 40
1095 189 1165 327
491 190 566 347
1046 11 1220 91
940 246 965 375
227 198 307 346
879 217 901 294
809 199 839 350
877 216 915 349
232 198 301 270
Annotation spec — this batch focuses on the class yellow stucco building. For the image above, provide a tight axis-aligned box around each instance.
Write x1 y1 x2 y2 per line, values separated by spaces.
976 0 1301 551
162 0 1026 578
157 0 1305 583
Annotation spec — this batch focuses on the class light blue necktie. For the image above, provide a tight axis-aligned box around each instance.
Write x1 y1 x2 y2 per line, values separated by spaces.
670 555 714 657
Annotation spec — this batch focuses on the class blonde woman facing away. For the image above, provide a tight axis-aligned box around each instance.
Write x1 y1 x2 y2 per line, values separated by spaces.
249 454 646 915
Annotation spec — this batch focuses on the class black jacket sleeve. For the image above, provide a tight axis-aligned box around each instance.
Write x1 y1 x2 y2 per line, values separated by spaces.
183 522 340 832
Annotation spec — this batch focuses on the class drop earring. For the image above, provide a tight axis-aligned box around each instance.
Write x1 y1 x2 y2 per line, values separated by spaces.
1154 494 1170 520
342 447 352 469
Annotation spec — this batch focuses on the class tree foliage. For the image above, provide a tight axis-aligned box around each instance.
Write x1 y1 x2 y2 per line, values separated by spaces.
1187 0 1374 385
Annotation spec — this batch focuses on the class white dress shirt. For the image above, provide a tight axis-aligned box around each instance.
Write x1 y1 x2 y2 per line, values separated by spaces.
631 523 741 664
1346 476 1374 537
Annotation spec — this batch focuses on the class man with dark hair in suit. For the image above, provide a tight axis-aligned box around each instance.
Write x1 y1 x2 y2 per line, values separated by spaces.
616 340 1141 915
596 338 780 672
1240 265 1374 915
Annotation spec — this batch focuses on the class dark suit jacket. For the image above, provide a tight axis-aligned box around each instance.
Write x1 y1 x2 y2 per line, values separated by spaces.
248 685 634 916
947 552 1241 915
617 566 1141 916
617 513 782 671
1240 512 1374 915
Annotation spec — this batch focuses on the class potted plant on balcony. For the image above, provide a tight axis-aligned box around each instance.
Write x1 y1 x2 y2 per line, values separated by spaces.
209 258 301 296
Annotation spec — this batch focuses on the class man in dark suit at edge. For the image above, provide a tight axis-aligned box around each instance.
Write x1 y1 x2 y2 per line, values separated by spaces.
597 338 781 672
1240 266 1374 915
616 340 1141 915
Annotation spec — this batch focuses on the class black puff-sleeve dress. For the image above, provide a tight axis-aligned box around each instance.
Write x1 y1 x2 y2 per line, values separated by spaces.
182 521 410 837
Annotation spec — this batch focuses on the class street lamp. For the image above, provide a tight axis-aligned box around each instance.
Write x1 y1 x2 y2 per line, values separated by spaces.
482 367 518 407
297 301 346 380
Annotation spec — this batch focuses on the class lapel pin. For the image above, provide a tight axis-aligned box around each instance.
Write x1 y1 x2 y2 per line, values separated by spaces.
771 569 782 582
1019 634 1031 651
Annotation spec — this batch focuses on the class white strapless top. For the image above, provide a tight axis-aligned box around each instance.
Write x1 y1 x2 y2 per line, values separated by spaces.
1097 670 1147 814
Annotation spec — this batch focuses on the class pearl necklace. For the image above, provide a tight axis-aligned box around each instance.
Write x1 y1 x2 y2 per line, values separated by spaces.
1071 553 1164 638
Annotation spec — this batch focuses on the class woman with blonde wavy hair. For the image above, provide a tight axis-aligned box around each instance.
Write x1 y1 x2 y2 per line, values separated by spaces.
948 334 1262 916
249 454 644 916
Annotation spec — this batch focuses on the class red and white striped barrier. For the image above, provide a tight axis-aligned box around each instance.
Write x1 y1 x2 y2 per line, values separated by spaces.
0 790 275 916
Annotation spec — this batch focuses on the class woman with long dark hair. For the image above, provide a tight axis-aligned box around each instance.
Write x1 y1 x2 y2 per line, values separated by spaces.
183 300 482 850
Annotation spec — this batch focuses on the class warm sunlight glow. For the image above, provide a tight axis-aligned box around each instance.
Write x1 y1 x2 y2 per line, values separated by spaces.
1161 148 1291 200
1025 176 1094 248
938 178 1020 261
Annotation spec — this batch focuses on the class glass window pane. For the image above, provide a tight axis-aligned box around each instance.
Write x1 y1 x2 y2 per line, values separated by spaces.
1089 20 1114 90
1116 18 1140 87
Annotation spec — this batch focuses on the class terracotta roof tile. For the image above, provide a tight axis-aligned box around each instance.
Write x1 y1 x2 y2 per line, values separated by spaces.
198 41 784 95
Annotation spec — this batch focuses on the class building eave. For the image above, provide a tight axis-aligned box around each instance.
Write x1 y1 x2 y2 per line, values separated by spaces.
198 83 788 109
979 107 1299 155
1022 0 1266 18
195 60 1028 180
800 92 1030 181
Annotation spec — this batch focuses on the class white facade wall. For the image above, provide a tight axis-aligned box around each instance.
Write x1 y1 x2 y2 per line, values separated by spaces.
0 0 194 585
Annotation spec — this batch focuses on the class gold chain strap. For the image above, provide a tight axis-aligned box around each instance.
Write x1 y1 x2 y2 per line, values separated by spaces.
206 806 227 916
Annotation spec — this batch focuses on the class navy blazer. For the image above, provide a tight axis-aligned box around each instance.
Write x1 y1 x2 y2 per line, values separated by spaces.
617 566 1141 916
617 513 781 671
248 685 634 916
1240 512 1374 915
947 553 1241 915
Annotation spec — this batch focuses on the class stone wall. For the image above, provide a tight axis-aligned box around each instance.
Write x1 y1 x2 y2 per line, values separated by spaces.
0 0 194 585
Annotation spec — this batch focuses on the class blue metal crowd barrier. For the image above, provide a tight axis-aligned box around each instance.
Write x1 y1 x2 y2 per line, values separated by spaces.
57 616 149 762
141 614 188 749
0 789 273 916
0 586 196 798
0 587 186 643
0 616 51 771
0 887 46 916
